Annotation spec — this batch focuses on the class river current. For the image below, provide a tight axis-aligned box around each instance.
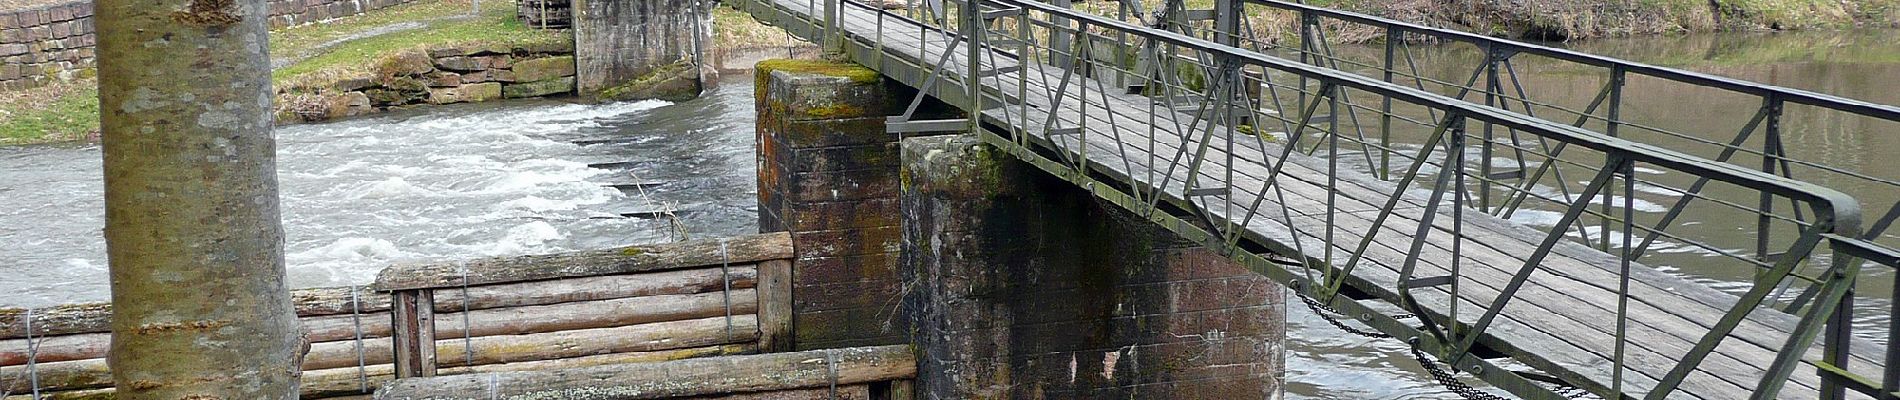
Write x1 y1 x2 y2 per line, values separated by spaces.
3 29 1897 398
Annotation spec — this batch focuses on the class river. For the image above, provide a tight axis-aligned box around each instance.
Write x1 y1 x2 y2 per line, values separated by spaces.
3 30 1897 398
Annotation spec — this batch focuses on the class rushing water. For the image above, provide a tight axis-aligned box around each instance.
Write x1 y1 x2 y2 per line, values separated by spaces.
0 85 762 309
2 30 1896 398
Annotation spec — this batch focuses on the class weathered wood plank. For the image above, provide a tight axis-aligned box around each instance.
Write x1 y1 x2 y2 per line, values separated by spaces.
756 259 795 352
372 345 915 399
391 290 437 378
372 232 792 291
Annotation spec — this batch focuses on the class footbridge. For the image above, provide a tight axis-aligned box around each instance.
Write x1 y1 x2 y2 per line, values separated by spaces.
724 0 1900 398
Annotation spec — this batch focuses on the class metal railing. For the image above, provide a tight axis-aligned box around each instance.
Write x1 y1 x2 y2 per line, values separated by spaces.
723 0 1900 397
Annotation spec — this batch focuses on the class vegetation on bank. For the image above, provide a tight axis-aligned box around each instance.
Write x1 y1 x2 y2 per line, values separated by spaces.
714 3 796 49
274 0 566 89
3 0 1892 145
1245 0 1900 42
0 79 98 144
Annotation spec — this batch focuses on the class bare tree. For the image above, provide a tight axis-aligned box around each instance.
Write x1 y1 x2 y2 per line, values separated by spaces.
97 0 305 397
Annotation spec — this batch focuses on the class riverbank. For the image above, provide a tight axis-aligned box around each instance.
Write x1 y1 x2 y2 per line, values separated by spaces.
1 0 799 145
1279 0 1899 42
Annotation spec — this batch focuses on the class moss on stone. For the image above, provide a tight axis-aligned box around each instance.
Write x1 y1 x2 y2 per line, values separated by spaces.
754 59 881 85
593 59 699 102
799 103 866 119
619 247 647 256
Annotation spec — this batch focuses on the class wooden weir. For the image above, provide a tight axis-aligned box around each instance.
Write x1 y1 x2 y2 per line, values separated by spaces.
0 232 918 399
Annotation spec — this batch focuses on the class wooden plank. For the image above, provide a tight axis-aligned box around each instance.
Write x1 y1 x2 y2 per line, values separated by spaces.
391 290 437 378
372 232 791 291
756 259 796 352
371 345 916 399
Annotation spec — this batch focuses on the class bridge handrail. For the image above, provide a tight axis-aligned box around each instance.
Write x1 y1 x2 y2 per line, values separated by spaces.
1244 0 1900 122
986 0 1863 237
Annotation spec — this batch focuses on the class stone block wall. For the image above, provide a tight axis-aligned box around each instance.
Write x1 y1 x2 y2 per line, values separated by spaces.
0 1 92 91
752 58 1284 398
899 134 1286 399
277 41 578 122
0 0 414 92
266 0 417 29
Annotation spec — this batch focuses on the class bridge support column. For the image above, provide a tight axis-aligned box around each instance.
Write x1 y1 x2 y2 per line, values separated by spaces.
755 59 913 350
899 134 1286 399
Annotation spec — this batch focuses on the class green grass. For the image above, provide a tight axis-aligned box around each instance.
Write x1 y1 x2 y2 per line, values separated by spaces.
713 4 793 49
272 0 567 85
0 79 99 145
271 0 481 61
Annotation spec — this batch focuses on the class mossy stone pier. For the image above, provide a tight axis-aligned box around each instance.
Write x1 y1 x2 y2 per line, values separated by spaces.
754 59 912 351
753 58 1287 398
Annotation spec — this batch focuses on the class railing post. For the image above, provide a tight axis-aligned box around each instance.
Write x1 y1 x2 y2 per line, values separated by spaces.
1213 0 1240 48
1757 94 1785 261
391 289 438 378
960 0 982 130
822 0 841 58
1049 0 1074 69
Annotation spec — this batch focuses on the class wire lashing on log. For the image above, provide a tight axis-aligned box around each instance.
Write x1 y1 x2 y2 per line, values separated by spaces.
826 349 840 400
720 239 734 343
24 307 41 399
351 287 369 393
459 264 475 368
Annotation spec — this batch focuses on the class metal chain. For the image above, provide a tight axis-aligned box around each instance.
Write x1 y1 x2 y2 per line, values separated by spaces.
1408 345 1511 400
1298 292 1588 399
1295 292 1398 339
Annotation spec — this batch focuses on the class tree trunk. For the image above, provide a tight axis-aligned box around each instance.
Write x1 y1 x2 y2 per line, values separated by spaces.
97 0 302 396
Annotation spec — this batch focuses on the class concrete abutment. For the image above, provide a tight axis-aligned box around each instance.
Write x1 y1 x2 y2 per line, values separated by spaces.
755 58 1285 399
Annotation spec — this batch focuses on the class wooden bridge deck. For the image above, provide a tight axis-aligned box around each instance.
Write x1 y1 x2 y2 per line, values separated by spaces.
732 0 1885 398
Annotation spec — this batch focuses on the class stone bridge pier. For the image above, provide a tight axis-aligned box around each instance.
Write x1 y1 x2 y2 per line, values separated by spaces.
755 59 1286 399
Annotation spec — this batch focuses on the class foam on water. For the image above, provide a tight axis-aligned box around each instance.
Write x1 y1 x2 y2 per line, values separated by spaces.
0 96 710 309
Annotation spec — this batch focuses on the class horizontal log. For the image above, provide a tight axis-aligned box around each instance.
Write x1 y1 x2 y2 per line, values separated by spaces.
373 345 916 399
432 265 757 313
0 238 776 340
0 287 391 340
373 232 791 291
304 291 760 370
1 267 758 366
2 344 757 400
1 314 760 393
686 385 872 400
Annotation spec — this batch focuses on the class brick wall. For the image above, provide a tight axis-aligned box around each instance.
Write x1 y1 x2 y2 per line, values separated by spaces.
900 134 1285 399
0 1 91 91
754 60 911 350
0 0 414 91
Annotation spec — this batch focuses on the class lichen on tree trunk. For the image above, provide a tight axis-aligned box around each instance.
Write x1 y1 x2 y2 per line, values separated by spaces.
96 0 304 397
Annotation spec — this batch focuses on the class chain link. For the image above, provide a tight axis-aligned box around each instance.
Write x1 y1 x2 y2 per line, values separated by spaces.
1296 292 1589 399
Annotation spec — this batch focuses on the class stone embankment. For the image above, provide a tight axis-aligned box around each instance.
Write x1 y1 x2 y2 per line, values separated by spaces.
277 41 579 122
0 0 419 91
